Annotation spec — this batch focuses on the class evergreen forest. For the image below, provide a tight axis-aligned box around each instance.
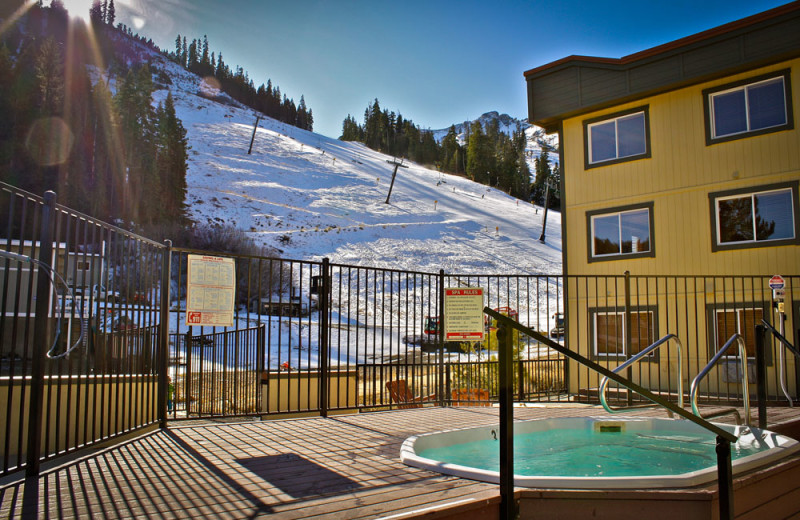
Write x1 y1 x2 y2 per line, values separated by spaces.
170 33 313 132
341 98 558 204
1 2 189 227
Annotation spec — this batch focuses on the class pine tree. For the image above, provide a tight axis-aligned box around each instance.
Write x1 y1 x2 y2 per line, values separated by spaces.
106 0 115 25
156 92 188 223
181 37 188 68
531 147 552 205
187 39 197 71
89 0 103 25
35 37 64 115
174 34 182 62
0 44 17 181
340 114 361 140
215 51 225 77
466 120 490 182
201 35 210 74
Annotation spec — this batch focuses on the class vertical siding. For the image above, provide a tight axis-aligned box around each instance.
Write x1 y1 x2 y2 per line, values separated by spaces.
562 58 800 278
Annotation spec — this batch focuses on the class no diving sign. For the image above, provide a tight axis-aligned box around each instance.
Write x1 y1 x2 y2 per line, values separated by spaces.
769 275 785 290
444 288 485 341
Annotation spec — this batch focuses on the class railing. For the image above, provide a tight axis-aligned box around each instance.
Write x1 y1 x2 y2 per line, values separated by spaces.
1 183 167 478
691 334 751 427
756 321 800 428
759 319 800 402
3 181 798 495
599 334 683 416
486 307 738 520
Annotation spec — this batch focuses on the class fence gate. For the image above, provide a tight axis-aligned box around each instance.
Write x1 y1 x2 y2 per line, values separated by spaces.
170 325 265 418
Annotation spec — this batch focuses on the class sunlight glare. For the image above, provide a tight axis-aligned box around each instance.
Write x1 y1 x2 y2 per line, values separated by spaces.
61 0 93 22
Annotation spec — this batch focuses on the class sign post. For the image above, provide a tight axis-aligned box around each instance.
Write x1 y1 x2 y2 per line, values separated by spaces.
770 275 786 313
444 288 485 342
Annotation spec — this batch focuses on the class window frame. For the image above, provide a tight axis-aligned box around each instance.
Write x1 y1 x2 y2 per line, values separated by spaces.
703 69 793 145
590 306 658 361
709 181 800 252
583 106 651 169
586 202 655 262
705 302 772 365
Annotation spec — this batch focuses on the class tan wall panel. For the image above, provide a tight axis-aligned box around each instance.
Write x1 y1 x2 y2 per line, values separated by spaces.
562 59 800 278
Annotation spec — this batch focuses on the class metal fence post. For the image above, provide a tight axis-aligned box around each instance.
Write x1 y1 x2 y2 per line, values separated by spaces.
716 435 734 520
158 240 172 428
755 324 767 430
497 322 516 519
438 269 445 406
319 258 330 418
26 191 56 478
623 271 633 407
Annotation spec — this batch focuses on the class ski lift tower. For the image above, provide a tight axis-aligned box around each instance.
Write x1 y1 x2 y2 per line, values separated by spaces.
538 177 557 243
385 158 409 204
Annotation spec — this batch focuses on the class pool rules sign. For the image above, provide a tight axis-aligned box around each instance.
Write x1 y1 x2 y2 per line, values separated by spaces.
185 254 236 327
444 288 485 341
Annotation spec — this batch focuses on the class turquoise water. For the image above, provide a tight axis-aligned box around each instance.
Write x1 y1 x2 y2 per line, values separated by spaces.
418 428 764 477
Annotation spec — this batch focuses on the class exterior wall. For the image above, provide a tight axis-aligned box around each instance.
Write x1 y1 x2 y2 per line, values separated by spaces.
0 375 157 459
564 275 798 401
561 58 800 278
559 59 800 398
261 370 358 415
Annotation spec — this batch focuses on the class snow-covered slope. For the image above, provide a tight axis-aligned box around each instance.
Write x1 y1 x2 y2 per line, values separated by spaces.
148 55 563 276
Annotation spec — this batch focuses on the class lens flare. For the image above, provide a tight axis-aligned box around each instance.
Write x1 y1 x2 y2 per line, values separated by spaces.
25 117 75 167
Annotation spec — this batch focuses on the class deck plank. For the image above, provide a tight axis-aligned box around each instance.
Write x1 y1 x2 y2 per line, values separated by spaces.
1 404 799 519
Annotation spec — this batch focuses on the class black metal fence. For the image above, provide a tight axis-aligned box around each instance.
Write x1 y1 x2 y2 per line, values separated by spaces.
566 273 799 409
1 183 167 478
2 181 798 479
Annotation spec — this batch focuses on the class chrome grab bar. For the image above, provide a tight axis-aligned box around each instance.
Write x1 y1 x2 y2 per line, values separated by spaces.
600 334 683 415
691 334 750 426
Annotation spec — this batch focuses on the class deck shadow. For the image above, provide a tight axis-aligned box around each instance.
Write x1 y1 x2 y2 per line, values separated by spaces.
235 453 362 498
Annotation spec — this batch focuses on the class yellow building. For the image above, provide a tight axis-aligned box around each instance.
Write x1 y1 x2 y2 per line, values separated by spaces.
524 3 800 404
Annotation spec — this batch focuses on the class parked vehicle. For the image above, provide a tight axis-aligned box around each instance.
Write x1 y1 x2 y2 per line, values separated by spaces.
403 315 466 352
550 312 565 338
404 308 521 353
250 297 308 317
129 291 149 305
75 284 120 303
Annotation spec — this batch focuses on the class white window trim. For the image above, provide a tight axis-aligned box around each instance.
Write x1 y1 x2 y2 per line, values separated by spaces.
587 111 647 165
593 310 654 357
714 187 795 246
714 307 762 359
590 208 651 258
709 76 787 139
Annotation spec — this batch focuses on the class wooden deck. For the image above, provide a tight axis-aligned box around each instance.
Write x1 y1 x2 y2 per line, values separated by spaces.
2 404 800 519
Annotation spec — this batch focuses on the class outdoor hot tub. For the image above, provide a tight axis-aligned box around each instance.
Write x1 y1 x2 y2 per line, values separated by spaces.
400 416 800 489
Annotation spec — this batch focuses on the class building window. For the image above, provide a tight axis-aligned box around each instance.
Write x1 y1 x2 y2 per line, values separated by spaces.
587 203 654 262
584 106 650 168
714 307 764 358
710 182 799 251
592 309 655 358
704 70 793 144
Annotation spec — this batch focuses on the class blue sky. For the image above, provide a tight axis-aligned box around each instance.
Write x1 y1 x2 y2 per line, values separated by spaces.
61 0 791 138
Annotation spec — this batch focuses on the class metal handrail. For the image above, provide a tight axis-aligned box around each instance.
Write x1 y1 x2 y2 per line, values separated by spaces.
483 307 736 441
760 319 800 359
486 307 737 520
599 334 683 416
760 318 799 407
690 334 750 426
